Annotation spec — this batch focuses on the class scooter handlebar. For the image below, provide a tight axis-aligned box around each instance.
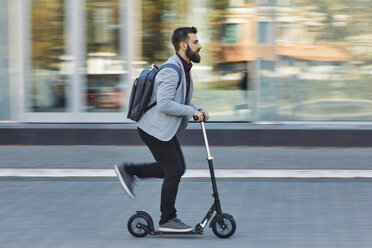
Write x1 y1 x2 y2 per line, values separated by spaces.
193 114 206 122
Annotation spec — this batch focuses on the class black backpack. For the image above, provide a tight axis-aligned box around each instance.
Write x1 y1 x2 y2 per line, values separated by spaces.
127 63 182 122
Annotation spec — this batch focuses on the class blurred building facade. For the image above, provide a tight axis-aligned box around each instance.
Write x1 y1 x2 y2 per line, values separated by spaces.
1 0 372 123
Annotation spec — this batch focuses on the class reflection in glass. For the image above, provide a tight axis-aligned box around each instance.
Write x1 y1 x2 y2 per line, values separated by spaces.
85 0 124 112
30 0 66 112
139 0 372 122
27 0 372 121
140 0 254 121
276 0 372 121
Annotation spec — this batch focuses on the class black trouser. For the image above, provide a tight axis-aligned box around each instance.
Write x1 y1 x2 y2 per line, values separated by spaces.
125 128 186 224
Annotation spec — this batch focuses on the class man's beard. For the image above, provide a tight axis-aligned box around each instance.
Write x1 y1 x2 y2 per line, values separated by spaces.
186 45 201 63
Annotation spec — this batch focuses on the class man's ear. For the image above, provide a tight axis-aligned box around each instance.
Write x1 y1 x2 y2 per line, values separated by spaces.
180 41 187 51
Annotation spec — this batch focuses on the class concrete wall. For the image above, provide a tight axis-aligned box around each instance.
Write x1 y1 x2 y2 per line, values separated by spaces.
0 0 10 120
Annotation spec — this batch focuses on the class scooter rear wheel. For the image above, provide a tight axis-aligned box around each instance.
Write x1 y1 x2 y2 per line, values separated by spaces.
127 214 151 238
211 213 236 238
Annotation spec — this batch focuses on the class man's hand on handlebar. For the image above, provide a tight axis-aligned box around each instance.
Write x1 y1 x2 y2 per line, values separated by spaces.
200 109 209 121
193 109 209 122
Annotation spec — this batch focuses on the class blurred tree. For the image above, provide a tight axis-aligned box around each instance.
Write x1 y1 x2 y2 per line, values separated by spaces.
86 0 119 55
298 0 371 40
208 0 230 39
210 0 230 10
141 0 174 64
297 0 372 61
31 0 65 71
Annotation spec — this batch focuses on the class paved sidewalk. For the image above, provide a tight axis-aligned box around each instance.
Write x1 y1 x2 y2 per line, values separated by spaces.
2 146 372 247
1 146 372 169
1 177 372 248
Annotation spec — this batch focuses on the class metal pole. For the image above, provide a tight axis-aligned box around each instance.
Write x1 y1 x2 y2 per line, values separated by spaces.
201 121 222 214
200 122 213 160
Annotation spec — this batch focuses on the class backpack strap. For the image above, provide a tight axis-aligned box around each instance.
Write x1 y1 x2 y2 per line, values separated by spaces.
144 63 183 112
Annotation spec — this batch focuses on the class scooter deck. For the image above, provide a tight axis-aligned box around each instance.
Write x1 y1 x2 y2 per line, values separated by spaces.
136 222 204 236
149 230 203 235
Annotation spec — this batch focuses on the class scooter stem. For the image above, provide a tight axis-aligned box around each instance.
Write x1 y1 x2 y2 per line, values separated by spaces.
200 121 223 215
200 122 213 160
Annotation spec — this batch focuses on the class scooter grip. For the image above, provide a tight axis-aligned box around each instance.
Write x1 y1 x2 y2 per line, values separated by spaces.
193 114 206 122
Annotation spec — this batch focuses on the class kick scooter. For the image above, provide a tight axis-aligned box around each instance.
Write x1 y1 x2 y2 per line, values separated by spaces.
127 119 236 238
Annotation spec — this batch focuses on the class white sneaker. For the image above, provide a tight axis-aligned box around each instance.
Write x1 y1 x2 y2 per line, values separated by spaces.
114 164 135 199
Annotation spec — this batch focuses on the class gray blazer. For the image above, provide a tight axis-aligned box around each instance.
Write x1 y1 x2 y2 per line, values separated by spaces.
137 54 201 141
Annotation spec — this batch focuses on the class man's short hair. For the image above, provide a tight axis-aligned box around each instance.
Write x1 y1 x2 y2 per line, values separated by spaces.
172 27 198 51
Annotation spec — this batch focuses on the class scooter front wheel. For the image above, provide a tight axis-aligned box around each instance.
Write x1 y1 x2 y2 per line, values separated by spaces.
127 213 152 238
211 213 236 238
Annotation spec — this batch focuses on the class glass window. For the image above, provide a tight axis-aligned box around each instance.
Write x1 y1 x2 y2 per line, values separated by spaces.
22 0 372 123
85 0 124 112
258 22 268 43
222 23 240 44
139 0 254 121
276 0 372 121
30 0 66 112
